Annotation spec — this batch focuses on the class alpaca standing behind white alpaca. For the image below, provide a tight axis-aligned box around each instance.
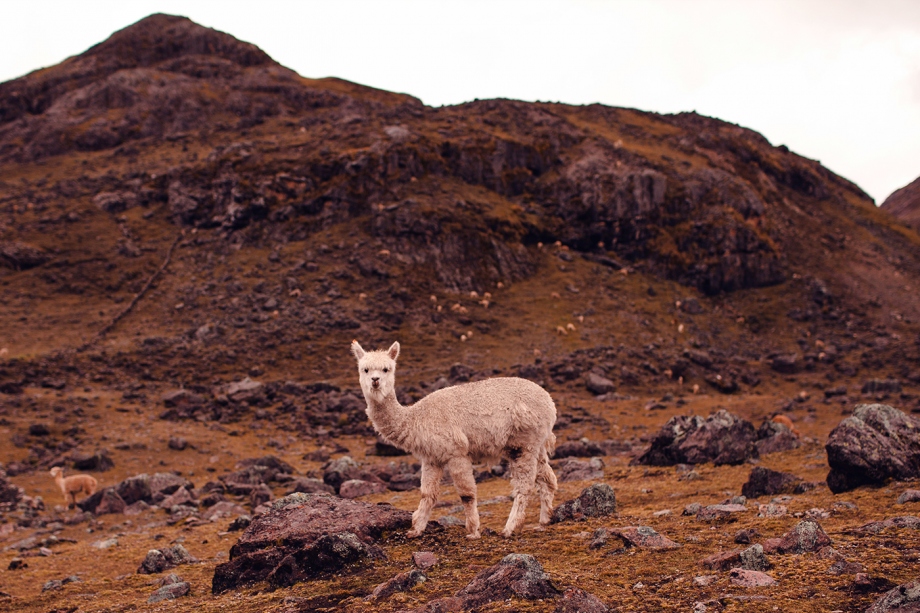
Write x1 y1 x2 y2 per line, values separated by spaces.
50 466 98 509
351 340 558 538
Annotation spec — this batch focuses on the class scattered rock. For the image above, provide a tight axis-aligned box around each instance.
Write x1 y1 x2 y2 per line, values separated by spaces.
72 449 115 472
757 504 788 518
741 467 801 499
585 373 616 395
78 488 126 515
825 404 920 493
551 483 617 523
729 568 775 587
701 550 742 572
138 545 197 574
693 575 719 587
865 579 920 613
249 484 273 509
854 573 897 594
861 380 902 395
696 504 746 522
201 501 248 522
754 419 801 455
613 526 680 550
228 515 252 532
412 551 438 570
168 436 188 451
368 568 426 601
148 579 191 603
897 490 920 504
739 544 771 571
827 560 866 575
854 516 920 534
554 587 610 613
339 479 388 499
770 354 800 374
775 520 831 554
8 558 26 570
287 477 335 495
634 410 758 466
734 528 759 544
555 457 605 482
92 537 118 550
388 472 421 491
211 493 411 592
683 503 702 516
454 553 560 608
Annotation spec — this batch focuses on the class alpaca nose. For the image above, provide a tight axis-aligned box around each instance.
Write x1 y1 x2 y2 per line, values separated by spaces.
372 377 379 382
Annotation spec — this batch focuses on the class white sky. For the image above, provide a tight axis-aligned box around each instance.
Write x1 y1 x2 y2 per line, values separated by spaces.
2 0 919 204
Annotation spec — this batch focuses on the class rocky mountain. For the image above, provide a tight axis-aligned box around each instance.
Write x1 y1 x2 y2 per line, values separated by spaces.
1 14 920 613
881 175 920 230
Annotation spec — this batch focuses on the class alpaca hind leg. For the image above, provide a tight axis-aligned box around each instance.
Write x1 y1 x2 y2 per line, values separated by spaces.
408 462 443 538
535 451 558 525
502 451 538 537
447 456 480 539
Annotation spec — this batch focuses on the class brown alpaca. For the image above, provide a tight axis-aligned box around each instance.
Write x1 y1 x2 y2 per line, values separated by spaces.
50 467 98 509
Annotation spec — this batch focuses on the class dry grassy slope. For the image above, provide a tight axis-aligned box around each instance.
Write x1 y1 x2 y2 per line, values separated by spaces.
882 174 920 230
1 13 920 613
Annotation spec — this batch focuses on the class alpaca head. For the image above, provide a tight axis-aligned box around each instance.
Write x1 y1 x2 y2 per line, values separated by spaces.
351 340 399 400
50 466 62 478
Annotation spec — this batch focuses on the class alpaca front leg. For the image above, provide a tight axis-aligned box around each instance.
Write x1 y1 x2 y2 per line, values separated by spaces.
407 463 442 538
447 456 480 539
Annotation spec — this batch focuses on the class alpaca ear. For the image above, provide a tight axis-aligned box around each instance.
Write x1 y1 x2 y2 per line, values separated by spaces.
387 341 400 361
351 340 366 361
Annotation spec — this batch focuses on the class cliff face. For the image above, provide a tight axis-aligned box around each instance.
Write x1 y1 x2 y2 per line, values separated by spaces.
881 175 920 230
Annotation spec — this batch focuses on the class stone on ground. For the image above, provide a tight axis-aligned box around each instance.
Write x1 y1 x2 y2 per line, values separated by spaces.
211 493 410 592
825 404 920 493
551 484 617 523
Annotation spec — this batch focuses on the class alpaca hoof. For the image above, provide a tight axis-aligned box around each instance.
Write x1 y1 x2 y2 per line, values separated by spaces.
466 531 481 539
406 529 423 538
501 529 514 538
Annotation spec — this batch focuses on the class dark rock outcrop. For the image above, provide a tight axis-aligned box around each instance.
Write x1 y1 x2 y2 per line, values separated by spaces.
211 493 411 592
825 404 920 493
634 410 758 466
741 467 802 499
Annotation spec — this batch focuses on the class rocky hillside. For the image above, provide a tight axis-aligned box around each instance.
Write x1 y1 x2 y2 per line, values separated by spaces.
881 175 920 230
2 14 920 613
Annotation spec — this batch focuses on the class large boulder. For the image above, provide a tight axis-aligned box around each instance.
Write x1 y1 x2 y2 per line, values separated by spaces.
634 410 758 466
825 404 920 493
211 493 411 592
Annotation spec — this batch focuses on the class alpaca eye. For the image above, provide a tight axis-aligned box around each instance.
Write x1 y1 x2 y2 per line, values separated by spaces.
364 368 368 373
383 368 388 373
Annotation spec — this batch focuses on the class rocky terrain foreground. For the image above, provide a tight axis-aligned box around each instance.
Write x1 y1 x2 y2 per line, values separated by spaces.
2 13 920 613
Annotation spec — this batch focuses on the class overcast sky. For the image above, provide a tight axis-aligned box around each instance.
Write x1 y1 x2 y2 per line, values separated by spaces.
2 0 919 204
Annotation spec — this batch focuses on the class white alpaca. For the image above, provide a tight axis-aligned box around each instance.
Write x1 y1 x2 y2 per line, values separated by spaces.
49 466 98 509
351 340 558 538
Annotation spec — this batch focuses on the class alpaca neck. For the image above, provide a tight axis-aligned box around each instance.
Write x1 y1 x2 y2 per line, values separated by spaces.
366 390 409 446
54 474 65 490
